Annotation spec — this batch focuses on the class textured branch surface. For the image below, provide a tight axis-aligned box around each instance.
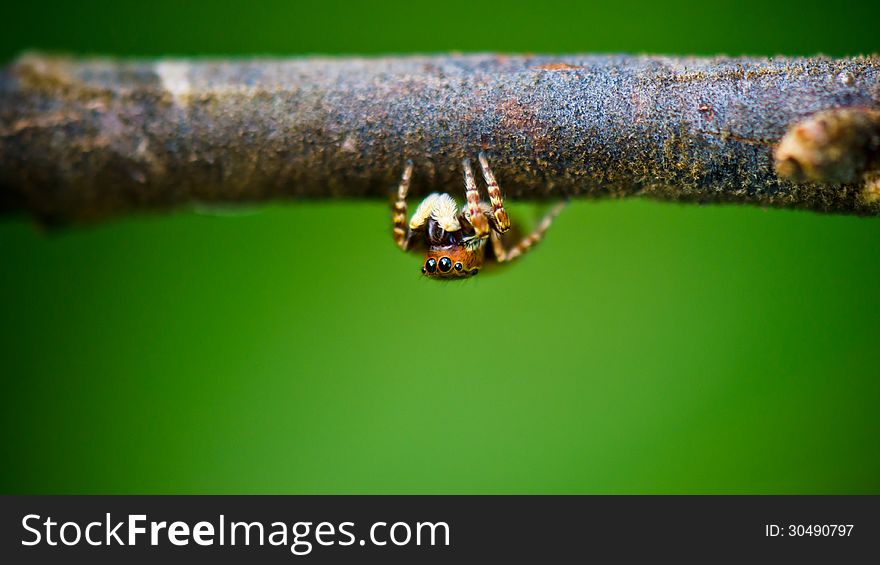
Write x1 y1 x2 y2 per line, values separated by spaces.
2 53 880 223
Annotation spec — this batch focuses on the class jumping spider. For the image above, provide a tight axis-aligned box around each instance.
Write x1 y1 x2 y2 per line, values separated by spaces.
392 153 565 279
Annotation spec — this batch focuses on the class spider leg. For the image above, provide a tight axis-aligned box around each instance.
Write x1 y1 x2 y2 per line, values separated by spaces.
478 152 510 233
462 158 490 240
392 160 415 250
491 201 567 262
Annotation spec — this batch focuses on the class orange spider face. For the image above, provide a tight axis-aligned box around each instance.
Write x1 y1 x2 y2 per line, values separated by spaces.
422 244 484 278
419 216 484 278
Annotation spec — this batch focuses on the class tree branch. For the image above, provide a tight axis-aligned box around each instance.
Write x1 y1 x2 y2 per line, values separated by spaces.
1 53 879 224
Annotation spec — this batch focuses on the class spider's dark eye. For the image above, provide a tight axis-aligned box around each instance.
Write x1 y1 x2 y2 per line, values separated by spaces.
454 262 462 271
438 257 452 272
471 269 479 276
425 258 437 273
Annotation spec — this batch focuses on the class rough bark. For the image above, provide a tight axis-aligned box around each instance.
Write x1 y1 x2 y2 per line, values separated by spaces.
1 53 879 224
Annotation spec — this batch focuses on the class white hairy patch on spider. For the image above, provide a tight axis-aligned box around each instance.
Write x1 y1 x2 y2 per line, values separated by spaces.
410 193 440 230
430 193 461 231
155 61 191 104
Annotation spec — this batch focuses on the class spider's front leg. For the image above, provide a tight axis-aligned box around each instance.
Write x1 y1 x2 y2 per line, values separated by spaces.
461 157 491 241
478 152 511 234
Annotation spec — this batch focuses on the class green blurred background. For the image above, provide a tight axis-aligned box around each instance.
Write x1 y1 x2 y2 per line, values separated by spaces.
1 0 879 494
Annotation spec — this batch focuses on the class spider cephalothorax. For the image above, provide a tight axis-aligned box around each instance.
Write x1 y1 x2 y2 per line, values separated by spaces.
392 153 564 279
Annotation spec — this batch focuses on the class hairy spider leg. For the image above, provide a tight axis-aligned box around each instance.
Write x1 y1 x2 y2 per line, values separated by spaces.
478 152 511 233
392 160 415 250
491 201 567 262
461 158 490 239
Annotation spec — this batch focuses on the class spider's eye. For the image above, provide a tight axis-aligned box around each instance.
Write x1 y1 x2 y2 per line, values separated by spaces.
438 257 452 272
425 258 437 273
454 262 463 271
